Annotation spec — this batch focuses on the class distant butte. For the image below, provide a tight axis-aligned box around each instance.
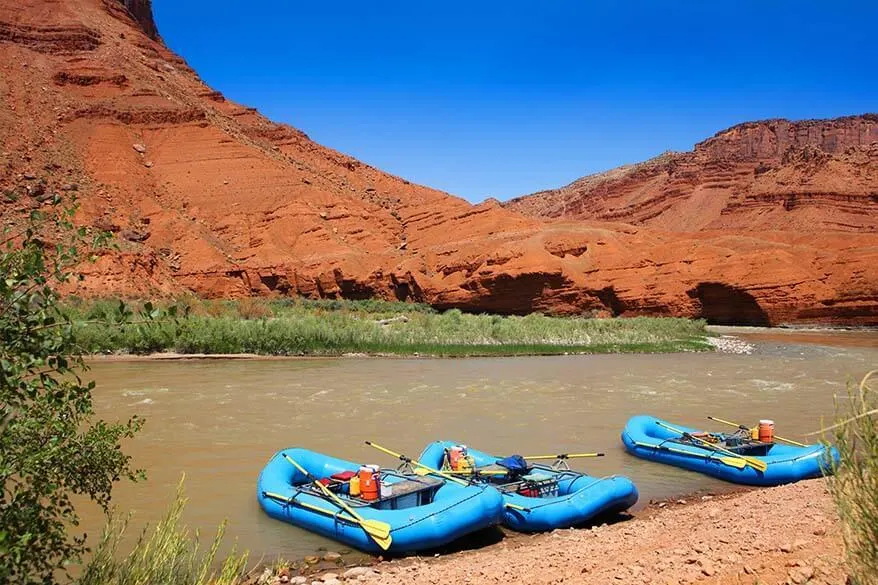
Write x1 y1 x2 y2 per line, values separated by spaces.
1 0 876 325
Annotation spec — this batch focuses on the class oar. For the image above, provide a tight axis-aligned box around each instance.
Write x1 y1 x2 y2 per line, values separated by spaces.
655 421 768 473
707 416 807 447
632 441 746 469
524 453 605 460
283 453 392 549
366 441 469 486
364 441 530 512
263 491 361 523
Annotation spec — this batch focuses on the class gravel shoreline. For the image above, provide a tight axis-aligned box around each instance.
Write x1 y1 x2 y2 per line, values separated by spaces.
705 335 756 355
264 479 845 585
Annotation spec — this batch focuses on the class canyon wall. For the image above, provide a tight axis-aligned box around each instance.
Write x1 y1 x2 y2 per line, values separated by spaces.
1 0 876 325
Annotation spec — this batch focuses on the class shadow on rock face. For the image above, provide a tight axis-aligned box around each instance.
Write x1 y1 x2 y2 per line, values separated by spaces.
688 282 771 326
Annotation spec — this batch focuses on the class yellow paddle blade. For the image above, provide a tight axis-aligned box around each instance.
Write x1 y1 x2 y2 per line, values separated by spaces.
718 456 747 469
740 456 768 472
369 532 392 551
360 520 393 542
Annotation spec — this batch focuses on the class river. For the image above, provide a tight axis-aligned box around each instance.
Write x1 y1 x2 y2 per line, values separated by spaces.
80 331 877 562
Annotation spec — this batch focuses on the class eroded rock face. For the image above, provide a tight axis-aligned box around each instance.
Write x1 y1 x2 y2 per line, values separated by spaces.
119 0 159 40
1 0 876 325
505 116 878 234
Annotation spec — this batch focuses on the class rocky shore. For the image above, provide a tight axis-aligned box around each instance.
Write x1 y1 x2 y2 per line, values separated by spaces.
705 335 756 355
257 479 845 585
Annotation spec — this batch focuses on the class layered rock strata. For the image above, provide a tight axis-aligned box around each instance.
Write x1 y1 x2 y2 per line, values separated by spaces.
1 0 876 325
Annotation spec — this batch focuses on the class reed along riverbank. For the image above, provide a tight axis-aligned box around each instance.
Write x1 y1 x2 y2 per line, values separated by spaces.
65 297 711 357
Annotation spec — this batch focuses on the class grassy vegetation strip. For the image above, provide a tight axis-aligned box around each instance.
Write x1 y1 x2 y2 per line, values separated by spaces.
77 480 249 585
64 297 711 357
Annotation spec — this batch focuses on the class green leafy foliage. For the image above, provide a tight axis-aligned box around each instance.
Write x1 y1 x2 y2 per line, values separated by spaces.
0 205 144 584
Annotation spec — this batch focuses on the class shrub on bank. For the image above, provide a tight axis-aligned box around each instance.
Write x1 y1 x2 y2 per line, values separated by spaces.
78 480 249 585
827 370 878 585
67 297 710 356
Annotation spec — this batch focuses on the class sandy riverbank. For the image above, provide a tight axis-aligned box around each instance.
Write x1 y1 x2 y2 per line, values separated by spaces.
280 479 845 585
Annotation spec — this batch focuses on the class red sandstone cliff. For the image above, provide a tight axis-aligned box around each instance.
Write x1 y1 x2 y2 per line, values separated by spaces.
120 0 159 40
505 116 878 233
1 0 876 326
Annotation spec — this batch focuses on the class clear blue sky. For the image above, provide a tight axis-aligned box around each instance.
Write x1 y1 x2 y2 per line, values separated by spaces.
152 0 876 203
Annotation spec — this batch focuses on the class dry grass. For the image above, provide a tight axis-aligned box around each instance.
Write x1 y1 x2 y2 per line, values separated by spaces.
826 370 878 585
77 478 250 585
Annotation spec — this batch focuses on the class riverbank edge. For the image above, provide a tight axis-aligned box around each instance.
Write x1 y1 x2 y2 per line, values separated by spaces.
82 340 713 362
250 478 844 585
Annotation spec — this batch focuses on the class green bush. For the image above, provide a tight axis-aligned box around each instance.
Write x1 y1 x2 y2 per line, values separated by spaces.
1 206 143 584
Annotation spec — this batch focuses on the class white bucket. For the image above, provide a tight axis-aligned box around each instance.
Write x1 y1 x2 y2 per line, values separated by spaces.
380 483 392 499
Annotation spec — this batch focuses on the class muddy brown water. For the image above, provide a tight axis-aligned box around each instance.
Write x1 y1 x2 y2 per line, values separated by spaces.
79 331 877 563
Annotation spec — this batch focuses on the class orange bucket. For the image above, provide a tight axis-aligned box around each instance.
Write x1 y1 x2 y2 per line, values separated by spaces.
359 465 380 501
448 446 465 470
758 419 775 443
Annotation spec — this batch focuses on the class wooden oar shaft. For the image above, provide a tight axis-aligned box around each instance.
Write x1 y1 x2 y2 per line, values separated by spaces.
365 443 529 514
263 491 359 523
283 453 392 547
634 442 707 458
524 453 604 460
632 442 745 468
707 416 807 447
283 454 366 523
655 421 767 472
365 441 468 486
656 421 739 458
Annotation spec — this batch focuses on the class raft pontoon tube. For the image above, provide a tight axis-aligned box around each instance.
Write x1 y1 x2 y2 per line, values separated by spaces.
418 441 639 532
621 415 838 486
257 448 504 554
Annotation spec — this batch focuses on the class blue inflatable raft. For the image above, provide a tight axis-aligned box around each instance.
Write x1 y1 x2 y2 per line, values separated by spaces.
418 441 639 532
621 415 837 486
257 448 504 554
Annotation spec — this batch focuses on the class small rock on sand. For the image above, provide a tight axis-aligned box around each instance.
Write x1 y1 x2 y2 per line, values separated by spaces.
257 568 273 585
789 565 814 584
